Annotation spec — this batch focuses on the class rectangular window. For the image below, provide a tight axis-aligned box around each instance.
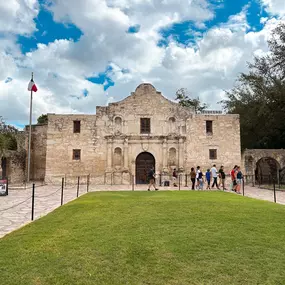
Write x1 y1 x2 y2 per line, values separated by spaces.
206 120 213 134
73 149 81 160
140 118 151 134
73 120 81 133
209 149 217 160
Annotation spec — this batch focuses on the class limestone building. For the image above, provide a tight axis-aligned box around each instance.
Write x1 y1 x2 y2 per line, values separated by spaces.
27 83 241 184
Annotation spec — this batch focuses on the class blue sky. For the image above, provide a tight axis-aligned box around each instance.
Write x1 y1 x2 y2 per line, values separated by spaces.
0 0 284 126
16 0 270 91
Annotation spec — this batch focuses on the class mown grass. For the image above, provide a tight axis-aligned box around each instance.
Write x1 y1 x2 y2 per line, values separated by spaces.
1 191 285 285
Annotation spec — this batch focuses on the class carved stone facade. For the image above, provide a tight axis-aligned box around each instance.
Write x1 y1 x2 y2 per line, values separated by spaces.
28 83 241 184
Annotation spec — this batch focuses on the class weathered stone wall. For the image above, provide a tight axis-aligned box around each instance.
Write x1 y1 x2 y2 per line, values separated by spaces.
186 114 241 174
242 149 285 174
5 150 26 184
25 124 48 181
45 115 100 184
44 83 242 184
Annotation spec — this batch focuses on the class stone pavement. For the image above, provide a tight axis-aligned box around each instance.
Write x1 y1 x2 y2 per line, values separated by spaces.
0 182 87 238
1 183 285 239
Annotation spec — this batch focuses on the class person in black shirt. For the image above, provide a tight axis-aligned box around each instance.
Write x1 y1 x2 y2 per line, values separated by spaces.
218 166 226 190
147 166 158 191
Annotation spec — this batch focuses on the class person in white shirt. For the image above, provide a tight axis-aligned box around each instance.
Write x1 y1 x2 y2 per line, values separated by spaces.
210 164 220 189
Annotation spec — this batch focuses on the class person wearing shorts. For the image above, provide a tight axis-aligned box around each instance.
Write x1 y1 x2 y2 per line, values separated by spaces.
236 166 243 194
205 169 211 189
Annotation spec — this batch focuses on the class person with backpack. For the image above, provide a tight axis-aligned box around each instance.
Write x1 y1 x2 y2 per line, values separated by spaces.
196 166 203 190
205 169 211 190
218 166 226 190
173 168 178 187
147 166 158 191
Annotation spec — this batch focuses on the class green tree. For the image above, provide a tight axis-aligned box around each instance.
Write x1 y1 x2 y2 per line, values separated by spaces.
0 117 18 157
37 114 48 124
221 23 285 150
175 88 208 113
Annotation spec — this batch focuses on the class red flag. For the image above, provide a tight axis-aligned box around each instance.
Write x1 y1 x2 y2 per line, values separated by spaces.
28 79 38 92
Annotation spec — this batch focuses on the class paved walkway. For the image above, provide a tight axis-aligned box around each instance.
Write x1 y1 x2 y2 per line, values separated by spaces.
1 183 285 238
0 183 87 238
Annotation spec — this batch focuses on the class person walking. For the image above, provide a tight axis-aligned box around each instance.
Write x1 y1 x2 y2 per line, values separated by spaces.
196 166 201 189
172 168 178 187
211 164 220 189
218 166 226 190
205 169 211 190
230 165 238 192
236 166 243 194
198 169 204 190
147 166 158 191
190 167 196 190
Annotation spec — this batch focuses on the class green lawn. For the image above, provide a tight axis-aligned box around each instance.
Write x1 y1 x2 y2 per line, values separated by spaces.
1 191 285 285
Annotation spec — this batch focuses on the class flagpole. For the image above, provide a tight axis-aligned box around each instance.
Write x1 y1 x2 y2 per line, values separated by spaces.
27 72 33 183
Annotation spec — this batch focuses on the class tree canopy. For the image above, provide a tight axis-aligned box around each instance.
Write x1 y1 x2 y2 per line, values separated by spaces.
175 88 208 113
37 114 48 124
0 117 18 156
221 23 285 150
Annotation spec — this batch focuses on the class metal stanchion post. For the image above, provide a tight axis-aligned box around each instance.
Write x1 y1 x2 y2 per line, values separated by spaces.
31 184 35 221
6 176 9 196
87 174 89 192
132 175 134 191
178 175 181 191
159 174 162 187
273 179 276 203
185 174 188 187
242 177 245 196
77 176 80 197
61 178 64 206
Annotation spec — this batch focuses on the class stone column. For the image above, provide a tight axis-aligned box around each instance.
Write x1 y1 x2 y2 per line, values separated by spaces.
123 138 129 170
178 138 184 171
106 138 113 171
162 138 168 172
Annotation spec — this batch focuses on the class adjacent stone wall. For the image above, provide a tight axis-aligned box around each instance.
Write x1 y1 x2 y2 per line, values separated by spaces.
186 114 241 174
4 150 26 184
242 149 285 174
25 124 48 181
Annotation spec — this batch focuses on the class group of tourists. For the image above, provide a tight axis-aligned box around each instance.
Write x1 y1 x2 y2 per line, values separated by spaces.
147 165 243 193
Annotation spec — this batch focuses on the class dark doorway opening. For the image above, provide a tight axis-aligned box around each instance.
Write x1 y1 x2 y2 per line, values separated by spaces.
1 157 7 179
135 152 155 184
255 157 280 184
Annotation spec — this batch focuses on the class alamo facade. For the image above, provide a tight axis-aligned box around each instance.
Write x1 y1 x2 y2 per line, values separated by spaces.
1 83 246 184
21 83 241 184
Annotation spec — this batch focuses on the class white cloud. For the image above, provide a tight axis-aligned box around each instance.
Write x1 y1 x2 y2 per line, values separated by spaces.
0 0 285 126
260 0 285 17
0 0 39 35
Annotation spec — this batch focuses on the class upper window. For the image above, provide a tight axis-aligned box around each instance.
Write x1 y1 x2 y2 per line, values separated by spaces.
73 120 81 133
140 118 151 134
73 149 81 160
209 149 217 160
206 120 213 134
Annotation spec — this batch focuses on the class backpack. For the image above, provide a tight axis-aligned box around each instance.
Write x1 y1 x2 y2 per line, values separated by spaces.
198 171 203 179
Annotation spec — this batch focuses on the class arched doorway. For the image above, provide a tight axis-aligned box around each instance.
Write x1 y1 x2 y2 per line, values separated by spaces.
255 157 280 184
135 152 155 184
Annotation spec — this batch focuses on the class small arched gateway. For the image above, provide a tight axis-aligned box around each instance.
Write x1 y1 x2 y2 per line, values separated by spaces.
255 157 280 183
135 152 155 184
